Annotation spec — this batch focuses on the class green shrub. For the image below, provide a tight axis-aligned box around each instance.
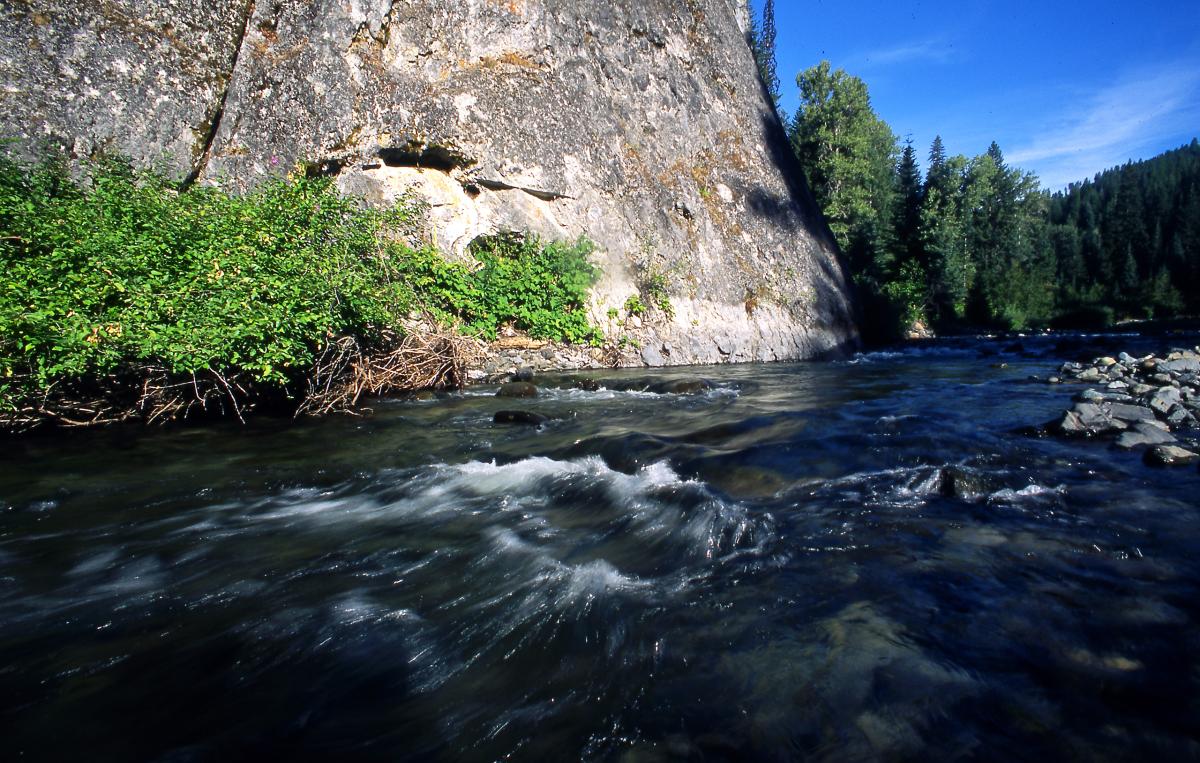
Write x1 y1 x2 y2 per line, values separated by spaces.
639 269 674 318
0 148 604 425
393 232 602 345
623 293 646 316
1 153 412 407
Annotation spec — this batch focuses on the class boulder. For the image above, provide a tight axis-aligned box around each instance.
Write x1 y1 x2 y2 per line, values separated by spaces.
1116 423 1177 449
497 382 539 398
1148 387 1182 415
1166 405 1195 428
1107 403 1157 424
1057 411 1088 436
1143 445 1199 466
649 378 715 395
1161 358 1200 374
1072 402 1125 434
493 410 549 426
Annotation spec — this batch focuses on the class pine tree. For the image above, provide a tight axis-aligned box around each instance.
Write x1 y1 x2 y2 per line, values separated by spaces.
926 136 949 192
749 0 781 114
894 140 924 264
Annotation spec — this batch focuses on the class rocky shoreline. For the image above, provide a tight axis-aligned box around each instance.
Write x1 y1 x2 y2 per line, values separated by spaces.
1041 346 1200 466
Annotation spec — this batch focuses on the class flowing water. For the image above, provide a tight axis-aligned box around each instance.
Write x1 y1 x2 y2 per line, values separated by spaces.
2 333 1200 761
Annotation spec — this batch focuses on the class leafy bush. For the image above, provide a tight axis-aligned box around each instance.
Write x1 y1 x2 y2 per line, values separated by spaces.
639 268 674 318
393 232 602 345
623 294 646 316
880 260 928 331
0 149 603 426
1 153 412 406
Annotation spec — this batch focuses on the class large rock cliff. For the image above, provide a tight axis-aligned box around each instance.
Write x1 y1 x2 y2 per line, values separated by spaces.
1 0 859 364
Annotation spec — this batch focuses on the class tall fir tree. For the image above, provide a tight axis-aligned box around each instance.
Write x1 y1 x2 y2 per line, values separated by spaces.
894 140 924 266
749 0 781 114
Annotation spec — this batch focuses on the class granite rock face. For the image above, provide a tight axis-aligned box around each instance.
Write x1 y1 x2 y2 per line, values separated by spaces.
1 0 860 365
0 0 251 181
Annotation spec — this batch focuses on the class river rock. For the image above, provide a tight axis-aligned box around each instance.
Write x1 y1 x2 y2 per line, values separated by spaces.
1160 357 1200 374
1107 403 1157 424
493 410 549 426
497 382 539 398
1057 411 1088 436
938 466 993 501
1148 387 1181 415
1166 405 1195 428
512 366 536 383
640 344 666 367
649 378 715 395
1143 445 1199 466
1077 368 1103 382
1074 403 1126 433
1115 423 1177 449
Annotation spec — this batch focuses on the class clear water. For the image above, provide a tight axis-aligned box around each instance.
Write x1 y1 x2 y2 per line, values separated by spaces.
2 333 1199 761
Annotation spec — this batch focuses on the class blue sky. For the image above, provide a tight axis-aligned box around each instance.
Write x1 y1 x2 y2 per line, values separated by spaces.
752 0 1200 189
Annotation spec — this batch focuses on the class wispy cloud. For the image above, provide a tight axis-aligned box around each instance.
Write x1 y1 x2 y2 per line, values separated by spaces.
860 39 957 67
1009 62 1200 188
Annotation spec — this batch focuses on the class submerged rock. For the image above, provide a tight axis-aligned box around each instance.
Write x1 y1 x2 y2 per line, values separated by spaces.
938 467 993 501
648 378 715 395
496 382 539 398
493 410 549 427
1143 445 1199 467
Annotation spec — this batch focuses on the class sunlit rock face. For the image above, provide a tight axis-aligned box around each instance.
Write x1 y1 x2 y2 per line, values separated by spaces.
1 0 859 364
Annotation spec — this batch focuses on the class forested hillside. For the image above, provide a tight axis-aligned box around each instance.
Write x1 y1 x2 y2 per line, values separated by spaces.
749 3 1199 338
1048 141 1200 322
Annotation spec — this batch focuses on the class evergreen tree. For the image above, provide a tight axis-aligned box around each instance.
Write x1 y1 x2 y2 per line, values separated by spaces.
775 56 1199 334
927 136 949 191
894 140 924 265
749 0 781 114
787 61 901 338
788 62 898 264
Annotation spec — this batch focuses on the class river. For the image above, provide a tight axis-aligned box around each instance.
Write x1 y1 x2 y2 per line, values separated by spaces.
2 332 1199 760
